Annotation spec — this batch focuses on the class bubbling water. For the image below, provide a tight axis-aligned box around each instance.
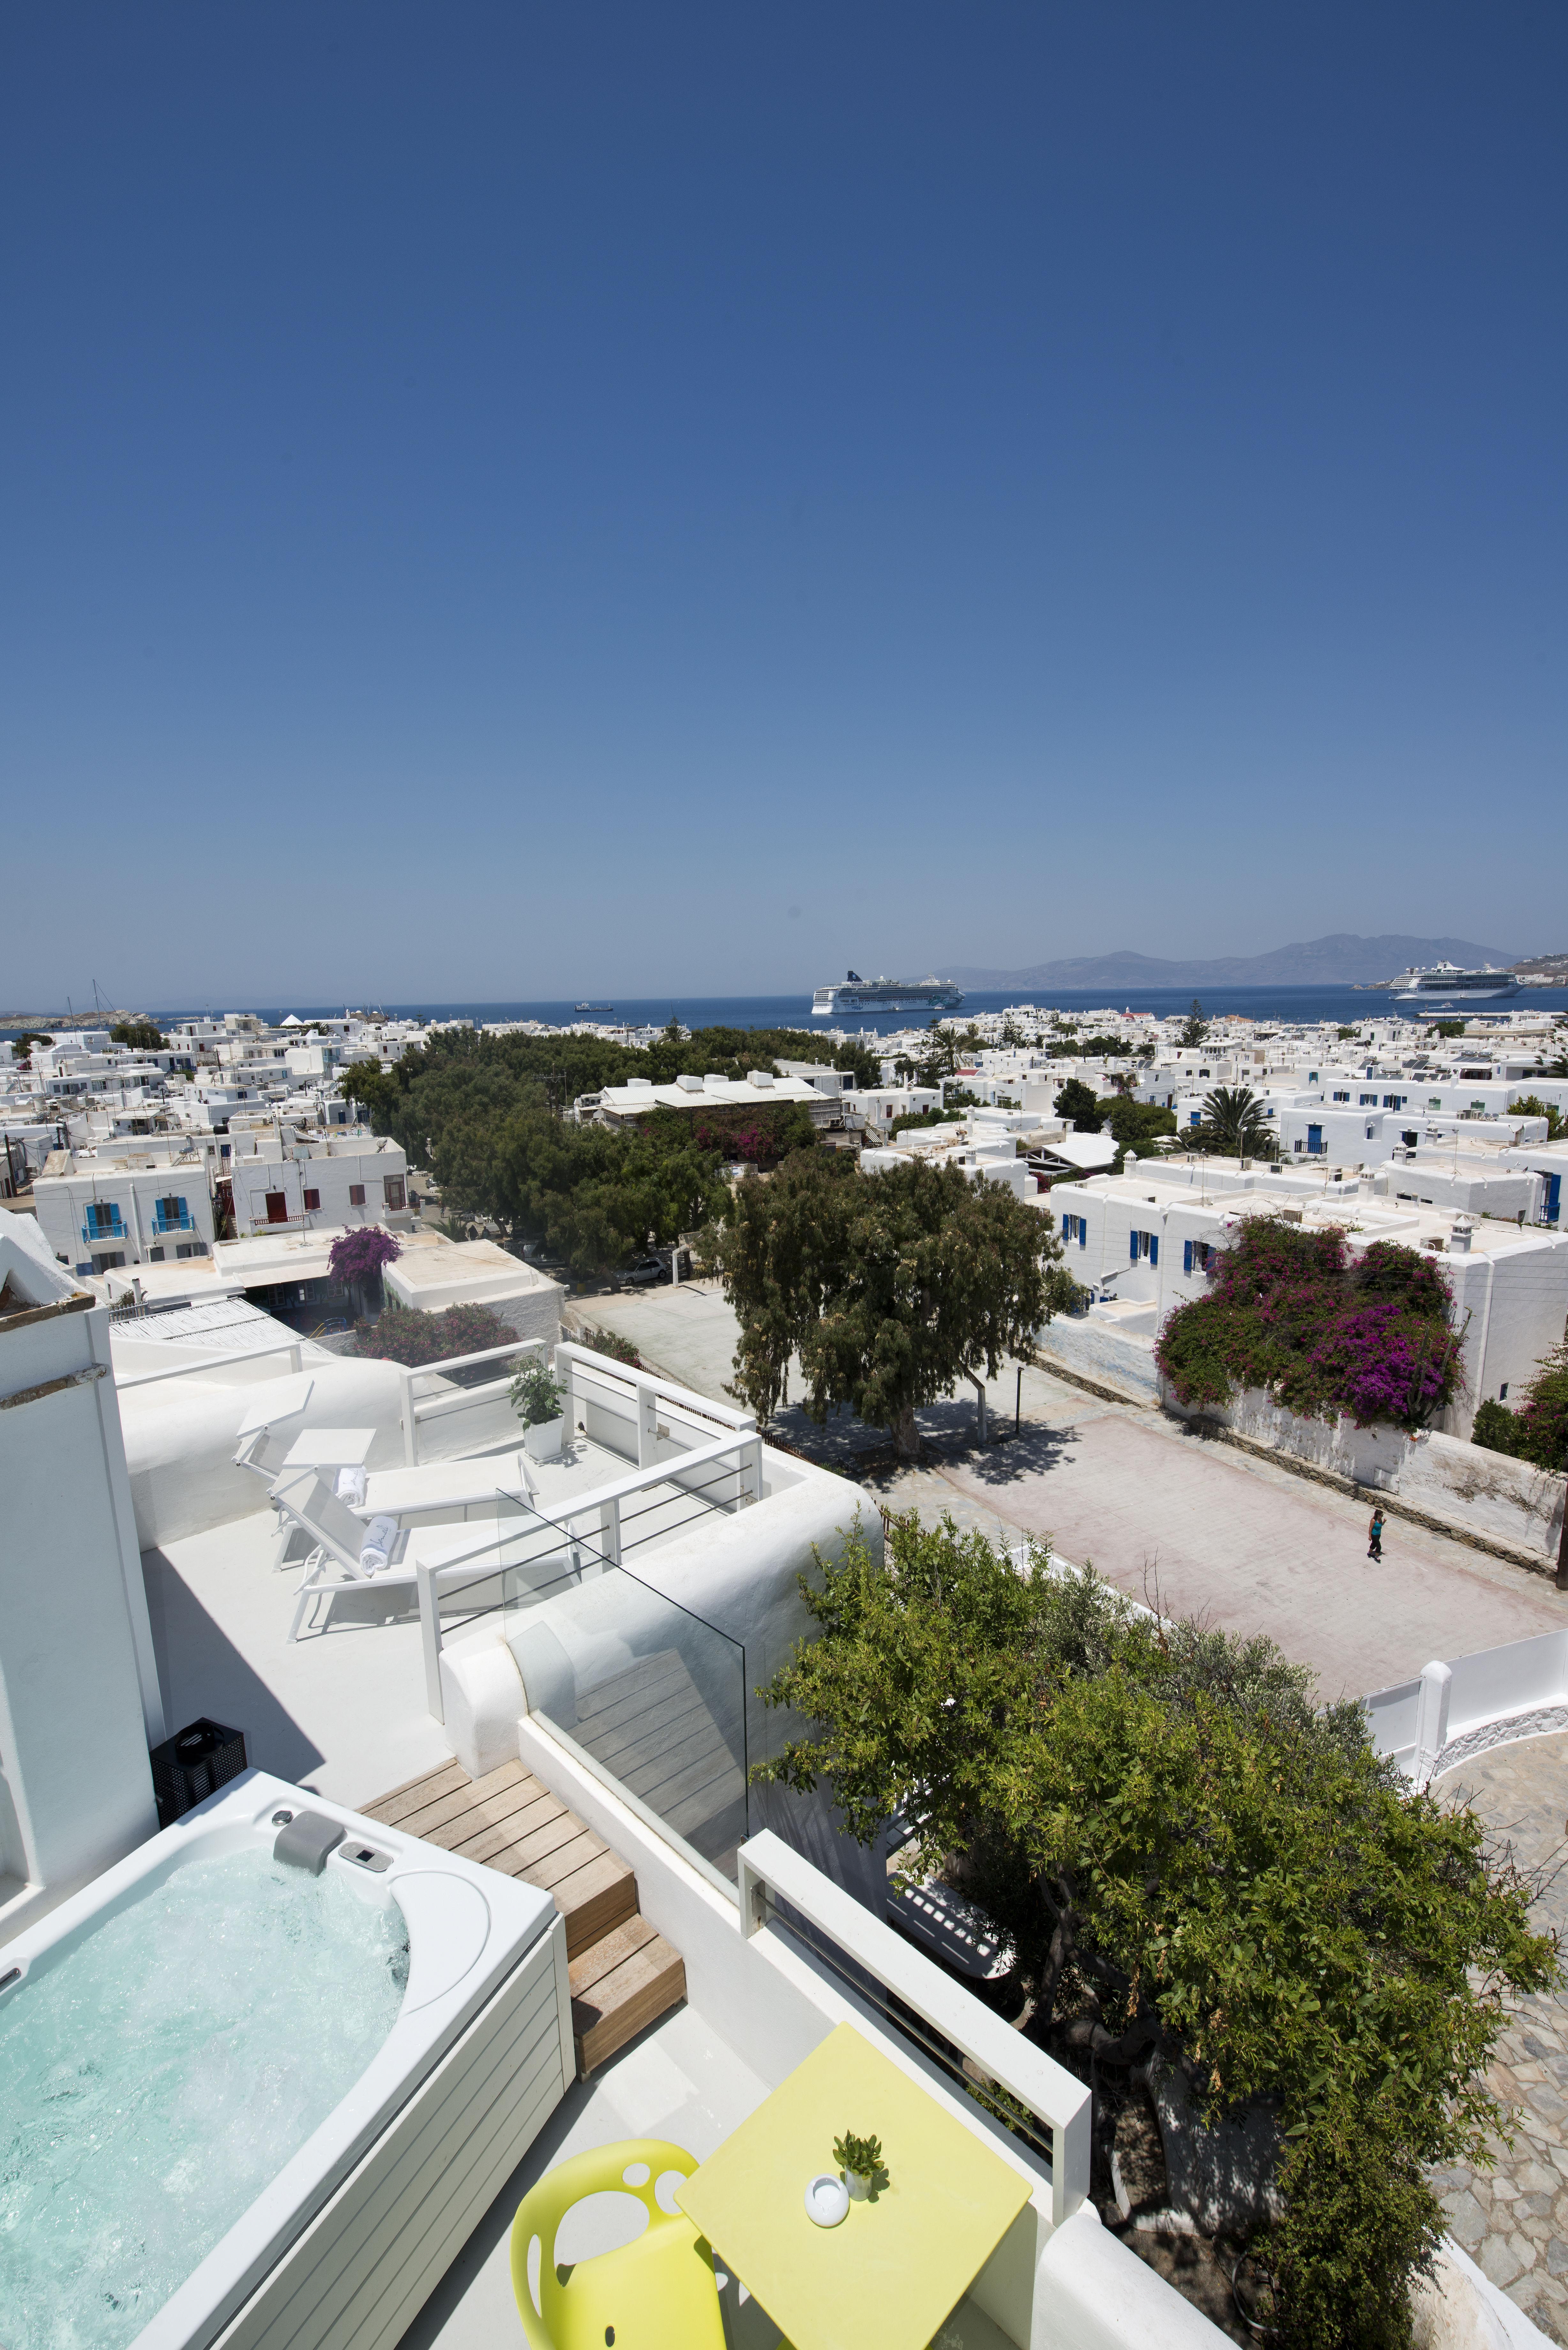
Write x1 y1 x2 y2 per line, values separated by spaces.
0 1845 409 2349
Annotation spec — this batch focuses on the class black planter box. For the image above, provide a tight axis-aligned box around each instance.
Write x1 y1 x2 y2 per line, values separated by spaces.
150 1717 248 1828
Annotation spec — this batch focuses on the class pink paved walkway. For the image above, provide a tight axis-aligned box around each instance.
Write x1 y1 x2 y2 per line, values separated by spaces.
939 1407 1567 1702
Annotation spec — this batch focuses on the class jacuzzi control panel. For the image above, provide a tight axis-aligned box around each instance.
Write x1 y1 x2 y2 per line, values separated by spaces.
341 1842 393 1875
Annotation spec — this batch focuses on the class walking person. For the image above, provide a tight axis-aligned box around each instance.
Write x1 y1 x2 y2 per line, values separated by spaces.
1367 1505 1385 1562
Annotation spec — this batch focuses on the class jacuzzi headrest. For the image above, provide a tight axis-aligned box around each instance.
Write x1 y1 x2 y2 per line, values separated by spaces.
274 1810 347 1874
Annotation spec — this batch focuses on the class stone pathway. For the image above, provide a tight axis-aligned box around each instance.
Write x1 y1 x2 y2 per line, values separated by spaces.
1431 1734 1568 2342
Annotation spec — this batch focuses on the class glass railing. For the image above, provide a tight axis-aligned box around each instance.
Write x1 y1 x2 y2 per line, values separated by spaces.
499 1525 749 1897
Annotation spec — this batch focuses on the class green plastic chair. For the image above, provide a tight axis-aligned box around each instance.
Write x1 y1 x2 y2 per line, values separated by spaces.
509 2137 727 2350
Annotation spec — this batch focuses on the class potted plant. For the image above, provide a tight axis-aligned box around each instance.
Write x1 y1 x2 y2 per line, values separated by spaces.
511 1360 566 1461
832 2129 885 2202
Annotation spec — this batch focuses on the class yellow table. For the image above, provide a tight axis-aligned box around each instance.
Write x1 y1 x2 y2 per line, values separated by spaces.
676 2021 1032 2350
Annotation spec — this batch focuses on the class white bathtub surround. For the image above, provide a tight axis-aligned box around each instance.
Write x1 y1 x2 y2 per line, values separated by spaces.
0 1209 161 1943
0 1769 569 2350
1366 1628 1568 1788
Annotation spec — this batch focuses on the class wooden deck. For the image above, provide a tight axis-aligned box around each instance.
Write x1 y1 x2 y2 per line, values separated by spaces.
568 1646 746 1879
363 1755 687 2075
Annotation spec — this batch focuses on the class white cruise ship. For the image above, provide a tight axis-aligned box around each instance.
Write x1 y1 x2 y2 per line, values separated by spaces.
811 969 965 1016
1393 961 1520 1002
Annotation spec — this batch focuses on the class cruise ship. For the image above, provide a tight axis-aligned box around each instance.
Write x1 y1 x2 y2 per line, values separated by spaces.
811 969 965 1016
1392 961 1521 1003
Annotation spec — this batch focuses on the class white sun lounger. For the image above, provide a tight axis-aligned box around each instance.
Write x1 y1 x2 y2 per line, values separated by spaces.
349 1447 539 1525
270 1467 538 1642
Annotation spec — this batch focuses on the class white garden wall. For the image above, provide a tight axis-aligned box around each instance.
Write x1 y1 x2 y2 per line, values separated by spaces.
1163 1386 1565 1564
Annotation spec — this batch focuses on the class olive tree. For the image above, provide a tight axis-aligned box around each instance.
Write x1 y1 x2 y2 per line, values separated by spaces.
713 1152 1078 1456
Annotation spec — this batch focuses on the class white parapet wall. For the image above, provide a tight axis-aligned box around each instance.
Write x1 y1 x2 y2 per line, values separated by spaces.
1366 1627 1568 1786
0 1208 161 1942
118 1353 413 1549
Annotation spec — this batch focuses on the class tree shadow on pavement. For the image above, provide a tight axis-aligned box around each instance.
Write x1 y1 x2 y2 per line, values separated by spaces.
767 1394 1080 1489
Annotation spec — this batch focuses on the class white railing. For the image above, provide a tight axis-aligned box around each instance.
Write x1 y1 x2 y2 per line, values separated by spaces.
417 1425 765 1720
737 1828 1092 2229
116 1335 304 1388
554 1339 754 1473
397 1338 547 1464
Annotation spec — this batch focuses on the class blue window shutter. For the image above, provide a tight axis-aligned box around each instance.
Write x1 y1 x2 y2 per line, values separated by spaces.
1130 1230 1138 1263
1150 1235 1158 1267
1184 1240 1192 1275
1080 1222 1087 1248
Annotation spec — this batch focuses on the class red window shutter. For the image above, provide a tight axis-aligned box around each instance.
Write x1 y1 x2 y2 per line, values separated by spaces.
303 1188 320 1213
349 1184 366 1207
265 1192 288 1223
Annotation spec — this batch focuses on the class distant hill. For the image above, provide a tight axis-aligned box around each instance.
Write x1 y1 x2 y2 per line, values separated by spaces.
941 934 1522 992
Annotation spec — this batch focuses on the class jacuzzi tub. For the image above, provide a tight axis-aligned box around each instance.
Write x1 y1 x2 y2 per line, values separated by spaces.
0 1770 570 2350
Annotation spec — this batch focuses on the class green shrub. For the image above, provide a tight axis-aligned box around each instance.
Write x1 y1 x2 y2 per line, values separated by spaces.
1511 1341 1568 1473
576 1323 640 1368
1470 1350 1568 1473
1471 1398 1526 1458
887 1106 965 1138
350 1300 511 1371
1507 1094 1567 1142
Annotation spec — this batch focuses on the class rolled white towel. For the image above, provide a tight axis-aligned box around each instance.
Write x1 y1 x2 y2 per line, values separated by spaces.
335 1463 368 1506
359 1514 399 1574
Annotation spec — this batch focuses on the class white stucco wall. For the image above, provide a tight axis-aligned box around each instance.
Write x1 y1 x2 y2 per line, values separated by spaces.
118 1353 412 1549
0 1210 160 1940
442 1459 890 1910
1163 1385 1565 1561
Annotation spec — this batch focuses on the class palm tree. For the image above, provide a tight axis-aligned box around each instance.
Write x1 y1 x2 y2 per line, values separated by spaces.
1196 1085 1273 1158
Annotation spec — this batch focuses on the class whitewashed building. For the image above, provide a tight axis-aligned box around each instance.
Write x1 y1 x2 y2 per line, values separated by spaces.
1046 1159 1568 1434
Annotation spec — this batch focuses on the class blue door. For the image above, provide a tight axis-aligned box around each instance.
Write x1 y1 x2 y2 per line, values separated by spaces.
1547 1174 1562 1224
1307 1124 1322 1153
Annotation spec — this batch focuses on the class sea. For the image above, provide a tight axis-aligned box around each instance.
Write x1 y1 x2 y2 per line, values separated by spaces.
149 985 1568 1038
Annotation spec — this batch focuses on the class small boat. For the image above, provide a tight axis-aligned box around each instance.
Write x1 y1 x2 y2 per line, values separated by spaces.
575 1002 614 1015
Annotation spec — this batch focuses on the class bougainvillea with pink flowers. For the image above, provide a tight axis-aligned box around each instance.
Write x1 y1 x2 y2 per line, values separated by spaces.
327 1225 402 1288
1155 1217 1462 1430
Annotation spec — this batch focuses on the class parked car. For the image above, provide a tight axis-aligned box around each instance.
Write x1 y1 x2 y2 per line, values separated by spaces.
617 1252 670 1289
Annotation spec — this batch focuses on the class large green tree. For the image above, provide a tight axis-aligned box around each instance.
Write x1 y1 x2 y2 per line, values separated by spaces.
1052 1078 1103 1132
348 1021 864 1272
713 1152 1078 1456
761 1516 1557 2348
1099 1095 1177 1150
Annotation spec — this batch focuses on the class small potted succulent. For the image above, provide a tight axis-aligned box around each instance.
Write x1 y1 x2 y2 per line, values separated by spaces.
833 2129 886 2202
511 1361 566 1462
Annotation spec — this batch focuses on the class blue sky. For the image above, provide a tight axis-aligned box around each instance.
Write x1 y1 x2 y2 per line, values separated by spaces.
3 4 1564 1006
